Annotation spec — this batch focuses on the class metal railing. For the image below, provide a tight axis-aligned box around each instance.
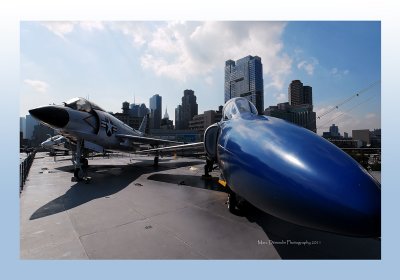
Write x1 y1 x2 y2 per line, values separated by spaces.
20 150 36 193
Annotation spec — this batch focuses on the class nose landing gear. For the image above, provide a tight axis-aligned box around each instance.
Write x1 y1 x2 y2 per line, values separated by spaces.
72 139 90 183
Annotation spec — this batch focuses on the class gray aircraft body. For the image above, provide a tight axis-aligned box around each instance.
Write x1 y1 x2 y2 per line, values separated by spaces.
29 97 182 179
41 135 70 155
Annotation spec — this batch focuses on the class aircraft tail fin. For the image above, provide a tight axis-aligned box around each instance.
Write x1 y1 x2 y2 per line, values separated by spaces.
138 114 148 135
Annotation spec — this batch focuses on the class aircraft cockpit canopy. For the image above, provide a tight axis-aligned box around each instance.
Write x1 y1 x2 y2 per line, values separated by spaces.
222 97 258 120
64 97 105 112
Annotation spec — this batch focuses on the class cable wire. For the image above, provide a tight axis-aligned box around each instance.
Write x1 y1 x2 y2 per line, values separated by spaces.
316 80 381 120
317 93 379 130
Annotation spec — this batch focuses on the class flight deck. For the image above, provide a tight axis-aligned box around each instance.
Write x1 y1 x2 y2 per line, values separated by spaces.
20 152 381 259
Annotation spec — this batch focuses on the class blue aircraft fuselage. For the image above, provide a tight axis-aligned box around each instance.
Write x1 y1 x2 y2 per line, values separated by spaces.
217 112 380 237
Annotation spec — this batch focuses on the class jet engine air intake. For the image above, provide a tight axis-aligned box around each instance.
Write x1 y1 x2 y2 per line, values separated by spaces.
204 123 219 161
29 106 69 128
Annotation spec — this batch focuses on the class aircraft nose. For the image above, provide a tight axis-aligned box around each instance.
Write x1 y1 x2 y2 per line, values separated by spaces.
29 106 69 128
221 117 381 237
41 140 51 147
266 122 381 237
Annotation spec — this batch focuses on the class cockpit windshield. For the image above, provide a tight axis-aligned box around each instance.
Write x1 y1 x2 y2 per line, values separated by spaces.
222 97 258 120
64 97 105 112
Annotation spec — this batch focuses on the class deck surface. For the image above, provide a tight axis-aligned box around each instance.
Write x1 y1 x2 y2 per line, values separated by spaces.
20 152 381 259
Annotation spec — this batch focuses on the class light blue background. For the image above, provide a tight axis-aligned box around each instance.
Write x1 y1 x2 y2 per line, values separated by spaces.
1 1 399 279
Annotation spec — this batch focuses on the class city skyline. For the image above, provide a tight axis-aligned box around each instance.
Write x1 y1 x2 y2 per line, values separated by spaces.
20 21 381 135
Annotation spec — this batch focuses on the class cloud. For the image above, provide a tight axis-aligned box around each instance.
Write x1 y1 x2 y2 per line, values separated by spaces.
274 93 287 103
109 22 152 47
79 21 104 32
41 21 104 39
24 79 49 93
115 21 292 89
294 48 303 56
205 76 214 86
330 67 350 78
40 21 292 90
297 57 319 75
365 113 376 119
41 22 74 39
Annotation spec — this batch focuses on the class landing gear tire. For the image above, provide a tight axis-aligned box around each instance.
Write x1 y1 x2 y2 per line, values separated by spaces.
227 192 237 214
74 168 85 181
71 139 90 183
153 156 159 168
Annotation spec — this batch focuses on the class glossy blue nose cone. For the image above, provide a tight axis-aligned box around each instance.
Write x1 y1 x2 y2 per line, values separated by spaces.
218 115 381 237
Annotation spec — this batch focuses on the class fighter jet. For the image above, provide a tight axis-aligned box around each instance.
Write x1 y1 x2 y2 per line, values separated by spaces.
29 97 183 180
41 134 70 155
140 97 381 237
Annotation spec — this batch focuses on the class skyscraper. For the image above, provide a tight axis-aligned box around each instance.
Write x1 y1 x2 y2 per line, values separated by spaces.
149 94 162 129
288 80 304 106
181 89 198 129
25 114 39 140
138 103 149 117
122 101 130 114
224 55 264 113
128 103 137 116
20 117 26 139
303 85 313 105
264 80 316 133
329 124 340 137
161 107 173 130
164 107 169 119
127 102 148 117
175 105 183 130
288 80 313 106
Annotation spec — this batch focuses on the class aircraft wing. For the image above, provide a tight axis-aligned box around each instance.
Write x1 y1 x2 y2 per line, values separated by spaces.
136 142 204 154
115 134 184 146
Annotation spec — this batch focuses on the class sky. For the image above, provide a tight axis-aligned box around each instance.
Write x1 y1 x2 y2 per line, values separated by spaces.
20 21 381 135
